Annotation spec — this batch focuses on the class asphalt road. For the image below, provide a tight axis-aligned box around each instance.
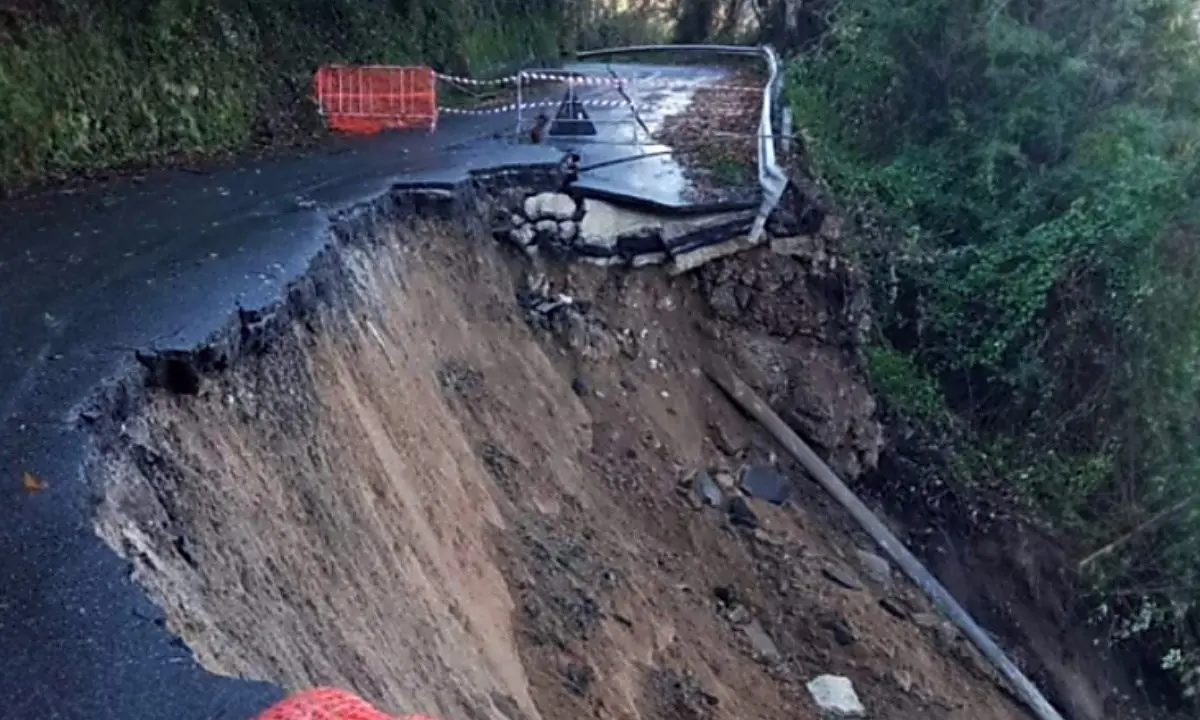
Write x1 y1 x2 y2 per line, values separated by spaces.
544 61 761 207
0 61 748 720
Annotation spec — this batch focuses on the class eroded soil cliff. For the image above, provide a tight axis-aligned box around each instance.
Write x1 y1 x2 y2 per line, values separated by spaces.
87 187 1029 720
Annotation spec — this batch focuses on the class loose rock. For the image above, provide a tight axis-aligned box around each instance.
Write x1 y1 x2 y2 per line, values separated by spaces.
509 225 535 247
822 565 864 591
828 617 858 646
727 604 752 626
580 229 619 252
806 675 865 718
744 619 782 664
559 220 578 242
936 621 961 646
713 471 737 489
728 496 759 529
879 596 911 621
692 469 724 508
752 528 785 546
739 464 791 505
855 549 893 590
524 192 577 221
911 613 941 629
547 194 577 220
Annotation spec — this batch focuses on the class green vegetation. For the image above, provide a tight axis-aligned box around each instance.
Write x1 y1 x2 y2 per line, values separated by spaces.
710 156 751 186
863 344 949 428
0 0 663 190
785 0 1200 701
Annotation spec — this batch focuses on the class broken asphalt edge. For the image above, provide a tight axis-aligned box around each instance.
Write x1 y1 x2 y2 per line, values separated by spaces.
1 157 776 720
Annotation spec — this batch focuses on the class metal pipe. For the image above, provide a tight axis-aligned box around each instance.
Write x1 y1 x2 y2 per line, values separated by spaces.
704 361 1067 720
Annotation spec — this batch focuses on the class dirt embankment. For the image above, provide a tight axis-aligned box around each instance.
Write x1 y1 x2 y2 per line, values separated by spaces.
83 178 1037 720
659 71 1144 719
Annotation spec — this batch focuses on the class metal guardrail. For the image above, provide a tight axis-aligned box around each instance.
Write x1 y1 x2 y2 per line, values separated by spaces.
749 45 787 246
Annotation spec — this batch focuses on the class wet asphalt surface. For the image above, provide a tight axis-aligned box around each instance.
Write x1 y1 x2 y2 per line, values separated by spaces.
0 63 751 720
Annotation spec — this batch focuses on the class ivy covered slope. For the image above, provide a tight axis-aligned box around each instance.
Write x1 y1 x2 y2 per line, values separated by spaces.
0 0 660 191
788 0 1200 704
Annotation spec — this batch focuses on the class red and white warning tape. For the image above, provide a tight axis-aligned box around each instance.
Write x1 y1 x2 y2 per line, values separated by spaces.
433 72 517 86
437 98 633 115
515 71 760 92
518 71 624 85
434 70 762 93
523 72 762 93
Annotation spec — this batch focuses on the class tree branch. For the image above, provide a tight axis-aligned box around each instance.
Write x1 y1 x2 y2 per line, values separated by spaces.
1077 495 1198 572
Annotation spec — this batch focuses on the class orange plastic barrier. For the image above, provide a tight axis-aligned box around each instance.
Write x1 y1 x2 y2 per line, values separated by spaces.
254 687 440 720
314 65 437 134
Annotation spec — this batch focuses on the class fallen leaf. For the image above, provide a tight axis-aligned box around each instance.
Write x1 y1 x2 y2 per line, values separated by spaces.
22 472 47 493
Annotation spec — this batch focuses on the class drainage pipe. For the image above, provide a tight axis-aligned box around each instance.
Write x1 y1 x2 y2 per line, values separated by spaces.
704 359 1067 720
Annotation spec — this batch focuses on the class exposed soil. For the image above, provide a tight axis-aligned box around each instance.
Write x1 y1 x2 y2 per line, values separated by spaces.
89 199 1033 720
652 69 1149 720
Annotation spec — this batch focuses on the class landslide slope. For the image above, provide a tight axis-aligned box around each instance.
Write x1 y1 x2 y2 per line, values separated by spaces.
88 189 1026 720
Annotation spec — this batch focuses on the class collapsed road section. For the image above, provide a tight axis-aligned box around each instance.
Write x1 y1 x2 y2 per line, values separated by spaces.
80 163 1058 720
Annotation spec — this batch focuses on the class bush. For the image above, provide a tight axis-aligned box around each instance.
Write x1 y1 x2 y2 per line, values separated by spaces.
787 0 1200 702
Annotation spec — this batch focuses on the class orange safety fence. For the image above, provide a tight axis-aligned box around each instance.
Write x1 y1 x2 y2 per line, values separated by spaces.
253 687 440 720
314 65 438 134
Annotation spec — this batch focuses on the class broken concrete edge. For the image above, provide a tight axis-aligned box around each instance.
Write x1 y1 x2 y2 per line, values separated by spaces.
74 159 811 484
74 161 564 456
